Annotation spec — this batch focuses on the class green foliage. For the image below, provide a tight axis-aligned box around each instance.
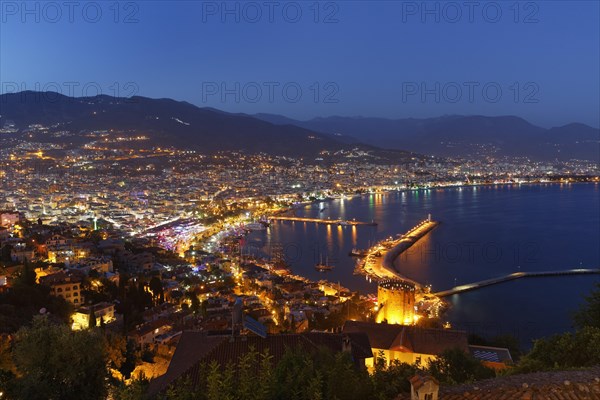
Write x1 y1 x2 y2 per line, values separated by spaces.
105 334 127 371
189 292 200 314
323 352 373 400
371 353 421 399
1 244 13 262
468 333 522 361
206 361 223 400
157 343 499 400
574 282 600 329
10 315 109 400
89 307 97 328
119 339 141 379
428 347 495 384
0 277 73 334
515 326 600 373
274 349 319 400
149 276 164 304
15 261 36 287
164 376 200 400
111 377 149 400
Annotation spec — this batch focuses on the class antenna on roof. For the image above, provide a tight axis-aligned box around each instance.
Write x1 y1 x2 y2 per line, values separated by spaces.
232 297 243 339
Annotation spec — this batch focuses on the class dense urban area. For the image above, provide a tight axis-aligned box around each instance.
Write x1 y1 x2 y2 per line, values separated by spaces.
1 125 599 400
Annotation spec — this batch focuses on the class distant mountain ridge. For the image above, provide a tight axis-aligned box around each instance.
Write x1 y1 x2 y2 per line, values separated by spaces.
254 113 600 161
0 91 402 158
1 91 597 161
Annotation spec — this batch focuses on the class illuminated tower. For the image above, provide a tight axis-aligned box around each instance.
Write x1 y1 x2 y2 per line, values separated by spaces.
376 279 416 325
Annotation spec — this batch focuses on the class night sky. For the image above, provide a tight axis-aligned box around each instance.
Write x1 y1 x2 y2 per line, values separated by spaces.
1 1 598 127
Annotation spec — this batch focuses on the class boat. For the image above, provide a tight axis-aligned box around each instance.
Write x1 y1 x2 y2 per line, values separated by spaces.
349 248 368 257
315 263 335 271
315 254 335 272
244 222 267 231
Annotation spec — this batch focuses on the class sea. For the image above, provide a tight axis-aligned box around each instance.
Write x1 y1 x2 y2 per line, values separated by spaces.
243 183 600 347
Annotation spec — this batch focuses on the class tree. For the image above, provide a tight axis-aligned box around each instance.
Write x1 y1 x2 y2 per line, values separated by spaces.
256 351 274 400
1 244 13 262
89 307 97 328
206 361 222 400
574 282 600 329
111 376 148 400
427 347 495 384
236 349 257 400
164 376 199 400
105 334 127 372
149 276 164 305
15 261 36 287
371 353 420 399
0 276 72 334
515 326 600 373
11 315 109 400
189 293 200 314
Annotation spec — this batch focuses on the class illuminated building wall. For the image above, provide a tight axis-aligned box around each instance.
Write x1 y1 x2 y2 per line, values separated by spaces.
376 279 416 325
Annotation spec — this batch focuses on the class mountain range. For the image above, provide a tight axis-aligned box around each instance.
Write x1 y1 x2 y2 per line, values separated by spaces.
1 91 597 161
253 114 600 161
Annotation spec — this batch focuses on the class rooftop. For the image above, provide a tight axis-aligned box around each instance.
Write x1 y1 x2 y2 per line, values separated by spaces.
397 367 600 400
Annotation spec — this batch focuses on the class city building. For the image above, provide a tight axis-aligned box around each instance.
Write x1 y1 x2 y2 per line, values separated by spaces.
10 247 35 263
40 272 83 304
0 211 21 227
128 318 174 348
343 320 468 368
71 302 116 330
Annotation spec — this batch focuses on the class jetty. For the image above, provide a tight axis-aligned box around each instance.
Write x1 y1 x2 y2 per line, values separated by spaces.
434 268 600 297
268 216 377 226
357 215 439 283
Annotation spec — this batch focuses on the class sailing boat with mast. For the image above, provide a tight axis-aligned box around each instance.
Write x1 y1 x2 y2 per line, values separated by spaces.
315 251 335 271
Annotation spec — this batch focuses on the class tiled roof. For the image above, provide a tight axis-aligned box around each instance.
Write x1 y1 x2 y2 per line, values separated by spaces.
147 331 373 397
410 374 440 390
396 367 600 400
343 321 469 355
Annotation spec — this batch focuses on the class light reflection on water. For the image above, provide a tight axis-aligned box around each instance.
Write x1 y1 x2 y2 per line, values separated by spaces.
245 183 600 346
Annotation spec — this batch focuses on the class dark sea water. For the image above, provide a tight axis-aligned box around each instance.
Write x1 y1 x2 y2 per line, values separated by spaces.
244 183 600 347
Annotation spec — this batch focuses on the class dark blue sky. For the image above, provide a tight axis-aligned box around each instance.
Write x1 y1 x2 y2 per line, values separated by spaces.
1 1 598 127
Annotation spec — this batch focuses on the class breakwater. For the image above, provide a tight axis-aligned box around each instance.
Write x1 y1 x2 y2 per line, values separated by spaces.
356 217 439 284
435 268 600 297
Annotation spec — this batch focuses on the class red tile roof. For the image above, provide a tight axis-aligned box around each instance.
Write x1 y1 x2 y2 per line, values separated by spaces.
396 367 600 400
147 331 373 397
343 320 469 355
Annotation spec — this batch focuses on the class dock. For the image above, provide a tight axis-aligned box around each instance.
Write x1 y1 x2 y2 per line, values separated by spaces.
434 268 600 297
268 216 377 226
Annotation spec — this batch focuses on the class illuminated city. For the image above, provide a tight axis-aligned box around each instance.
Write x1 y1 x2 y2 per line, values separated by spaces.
0 2 599 400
